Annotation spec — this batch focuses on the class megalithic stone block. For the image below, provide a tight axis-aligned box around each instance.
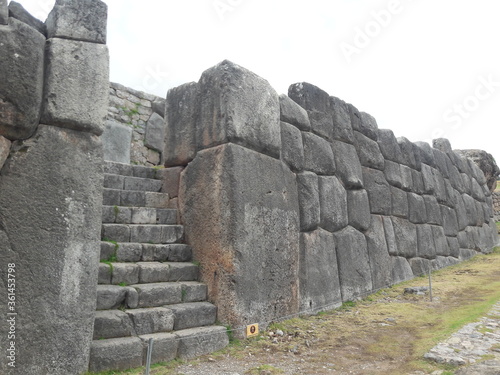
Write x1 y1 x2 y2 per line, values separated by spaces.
288 82 331 113
297 172 320 232
0 135 11 170
179 143 300 329
46 0 108 43
163 82 199 166
334 226 373 302
353 131 384 170
279 94 311 131
0 125 103 375
365 215 392 290
299 229 342 313
8 1 47 35
346 189 371 232
0 0 7 24
102 120 132 163
302 132 336 175
377 129 403 163
281 121 305 172
391 216 418 258
330 96 355 144
42 38 109 136
145 112 165 152
0 18 45 140
331 140 363 188
362 167 392 215
198 60 281 159
318 176 348 233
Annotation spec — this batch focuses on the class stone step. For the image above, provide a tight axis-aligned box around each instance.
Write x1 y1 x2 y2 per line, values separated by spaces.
98 262 199 285
169 302 217 331
89 326 229 372
102 205 177 225
101 224 183 244
103 188 168 208
104 161 159 179
100 242 193 263
104 173 163 192
96 282 207 311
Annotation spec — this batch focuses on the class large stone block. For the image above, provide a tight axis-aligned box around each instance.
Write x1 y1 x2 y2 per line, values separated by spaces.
384 160 403 188
463 194 479 226
308 109 334 141
346 189 371 232
400 165 414 192
330 96 355 144
382 216 399 256
391 256 414 284
0 125 103 375
198 60 281 159
362 167 392 215
281 121 304 172
359 112 379 141
397 137 418 169
145 112 165 152
377 129 403 163
432 225 450 256
163 82 199 166
331 140 363 188
279 94 311 131
417 224 437 259
0 18 45 140
179 144 300 328
440 204 459 236
334 226 373 301
433 169 448 204
365 215 392 290
0 0 7 24
423 195 443 226
391 216 418 258
409 258 432 276
421 164 436 194
302 132 336 175
408 193 427 224
414 142 435 167
353 131 384 170
297 172 320 231
46 0 107 43
288 82 331 113
42 38 109 136
391 187 408 219
102 120 131 163
432 148 451 178
299 229 342 313
318 176 348 233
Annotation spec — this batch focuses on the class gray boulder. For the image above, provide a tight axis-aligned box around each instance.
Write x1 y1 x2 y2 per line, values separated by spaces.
179 144 300 328
423 195 443 226
391 256 414 284
455 149 499 190
330 96 355 144
152 97 166 117
346 189 371 232
391 216 418 258
384 160 403 188
0 125 103 375
440 204 459 236
46 0 108 43
408 193 427 224
102 120 131 163
362 167 392 215
318 176 348 232
382 216 398 256
416 224 437 259
334 226 373 301
288 82 331 113
391 187 408 219
0 18 45 140
414 141 436 167
353 131 384 170
365 215 392 289
279 94 311 131
397 137 418 169
163 82 199 166
145 112 165 153
8 1 46 35
42 38 109 136
308 110 334 141
297 172 320 231
302 132 336 175
359 112 379 140
377 129 403 163
198 60 281 159
281 121 305 172
432 225 450 256
299 229 342 313
331 140 363 188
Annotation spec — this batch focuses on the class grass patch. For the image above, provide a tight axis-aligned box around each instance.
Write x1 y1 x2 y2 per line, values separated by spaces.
245 364 284 374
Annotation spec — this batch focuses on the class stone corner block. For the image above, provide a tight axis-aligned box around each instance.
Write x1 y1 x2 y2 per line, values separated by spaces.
46 0 108 43
198 60 281 159
0 17 45 140
42 38 109 136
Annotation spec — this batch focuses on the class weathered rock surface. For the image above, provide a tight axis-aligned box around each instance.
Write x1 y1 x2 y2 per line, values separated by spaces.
0 135 11 170
281 121 305 172
0 125 103 375
8 1 46 35
179 144 300 328
334 226 373 302
362 167 392 215
365 215 392 290
0 0 7 24
42 38 109 135
299 229 341 313
102 120 131 163
297 172 320 232
46 0 108 43
0 18 45 140
347 189 371 232
302 132 336 175
279 94 311 131
331 140 363 188
318 176 348 233
145 112 165 152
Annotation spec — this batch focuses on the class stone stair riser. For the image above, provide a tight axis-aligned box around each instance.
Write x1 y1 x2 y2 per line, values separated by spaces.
100 242 192 263
102 206 177 225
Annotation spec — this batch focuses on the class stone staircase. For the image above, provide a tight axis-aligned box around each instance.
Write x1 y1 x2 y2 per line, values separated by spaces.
88 161 228 373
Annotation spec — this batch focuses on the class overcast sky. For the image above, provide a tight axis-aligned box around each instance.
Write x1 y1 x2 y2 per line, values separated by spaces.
12 0 500 164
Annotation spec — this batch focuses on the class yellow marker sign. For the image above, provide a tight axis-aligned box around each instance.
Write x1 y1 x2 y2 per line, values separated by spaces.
246 324 259 338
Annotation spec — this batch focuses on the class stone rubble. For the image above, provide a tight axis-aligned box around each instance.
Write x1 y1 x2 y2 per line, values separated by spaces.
424 301 500 373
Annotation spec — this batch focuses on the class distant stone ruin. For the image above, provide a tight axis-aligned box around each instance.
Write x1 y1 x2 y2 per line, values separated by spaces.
0 1 498 374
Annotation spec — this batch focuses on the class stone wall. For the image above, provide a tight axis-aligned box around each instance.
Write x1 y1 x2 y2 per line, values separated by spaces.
0 1 108 374
106 82 165 166
163 60 498 332
493 192 500 223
